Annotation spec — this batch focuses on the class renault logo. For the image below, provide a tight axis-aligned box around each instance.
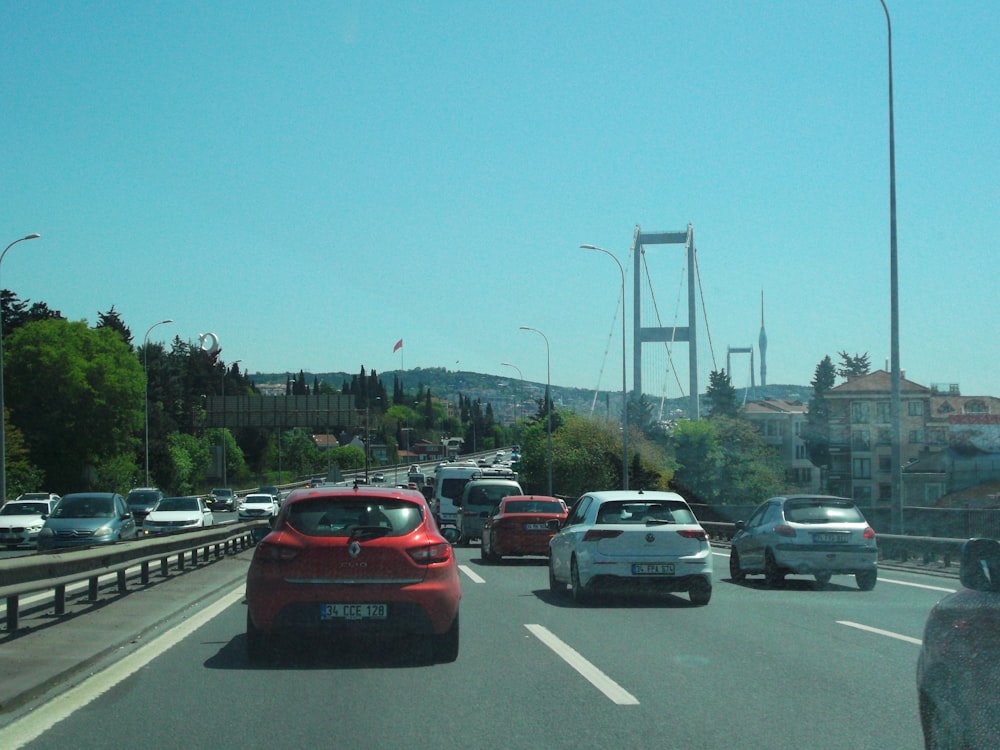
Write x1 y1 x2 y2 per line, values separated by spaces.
348 541 361 558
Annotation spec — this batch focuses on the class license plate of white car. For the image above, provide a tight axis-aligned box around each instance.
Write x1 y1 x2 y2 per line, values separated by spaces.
632 563 675 575
320 603 387 620
813 533 847 543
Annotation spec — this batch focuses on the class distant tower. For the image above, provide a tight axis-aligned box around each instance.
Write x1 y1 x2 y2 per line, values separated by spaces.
759 290 768 387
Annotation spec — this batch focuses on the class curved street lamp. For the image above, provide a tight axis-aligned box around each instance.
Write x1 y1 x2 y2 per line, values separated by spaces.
0 233 41 501
519 326 552 495
143 319 173 486
581 244 629 490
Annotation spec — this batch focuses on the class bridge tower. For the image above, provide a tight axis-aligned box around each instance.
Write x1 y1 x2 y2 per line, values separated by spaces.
631 224 699 418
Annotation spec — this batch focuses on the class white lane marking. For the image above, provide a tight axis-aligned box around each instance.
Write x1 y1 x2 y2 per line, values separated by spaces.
525 624 640 705
0 584 246 749
458 564 485 583
837 620 923 646
879 577 956 593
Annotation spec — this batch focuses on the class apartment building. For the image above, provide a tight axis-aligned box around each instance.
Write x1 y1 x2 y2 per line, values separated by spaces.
742 399 820 492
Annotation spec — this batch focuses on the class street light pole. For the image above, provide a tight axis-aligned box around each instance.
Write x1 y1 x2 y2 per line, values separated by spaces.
221 359 241 487
143 319 173 486
0 233 40 502
880 0 903 533
581 244 629 490
501 361 523 427
519 326 552 495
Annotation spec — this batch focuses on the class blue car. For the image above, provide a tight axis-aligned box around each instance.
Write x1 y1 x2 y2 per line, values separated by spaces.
37 492 137 550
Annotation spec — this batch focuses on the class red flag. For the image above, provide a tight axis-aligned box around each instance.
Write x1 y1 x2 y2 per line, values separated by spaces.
393 338 403 353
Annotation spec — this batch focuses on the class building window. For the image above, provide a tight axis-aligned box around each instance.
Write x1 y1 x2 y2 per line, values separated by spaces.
851 402 872 423
907 400 924 416
795 444 807 460
876 401 891 423
878 455 891 473
927 428 947 445
877 428 891 445
794 468 812 485
765 421 781 437
965 400 987 414
909 429 924 444
793 421 803 436
852 458 872 479
852 430 871 451
853 485 872 502
878 483 892 501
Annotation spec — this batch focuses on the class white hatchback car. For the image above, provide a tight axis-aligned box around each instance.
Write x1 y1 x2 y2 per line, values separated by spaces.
548 490 713 605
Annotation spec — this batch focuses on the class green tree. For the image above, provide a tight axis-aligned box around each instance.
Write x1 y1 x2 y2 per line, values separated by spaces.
802 355 836 479
166 432 211 495
2 406 44 498
5 319 144 493
668 419 724 503
626 392 655 436
837 351 871 379
705 369 739 419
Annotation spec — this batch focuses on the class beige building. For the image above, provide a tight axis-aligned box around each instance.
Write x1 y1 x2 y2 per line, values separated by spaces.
742 399 820 492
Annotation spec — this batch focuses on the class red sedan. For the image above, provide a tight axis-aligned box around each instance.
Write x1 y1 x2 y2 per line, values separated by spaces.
245 485 461 663
480 495 567 563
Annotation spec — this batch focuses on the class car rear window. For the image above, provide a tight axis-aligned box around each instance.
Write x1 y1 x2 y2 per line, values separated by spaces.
503 500 564 514
596 500 696 525
784 500 865 524
463 484 521 508
285 498 423 537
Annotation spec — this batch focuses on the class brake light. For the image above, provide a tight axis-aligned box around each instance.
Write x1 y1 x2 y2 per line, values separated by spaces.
677 529 708 541
255 541 301 563
408 542 453 565
863 526 876 540
774 524 797 538
582 529 623 542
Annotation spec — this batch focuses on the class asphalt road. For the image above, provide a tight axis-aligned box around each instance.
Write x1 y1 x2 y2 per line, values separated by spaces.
0 545 951 749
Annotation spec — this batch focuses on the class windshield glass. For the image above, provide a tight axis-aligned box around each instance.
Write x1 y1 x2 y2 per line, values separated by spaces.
0 502 48 516
285 498 423 538
155 497 199 513
52 496 114 519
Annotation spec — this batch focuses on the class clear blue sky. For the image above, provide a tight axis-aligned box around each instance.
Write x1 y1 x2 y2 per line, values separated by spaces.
3 1 997 399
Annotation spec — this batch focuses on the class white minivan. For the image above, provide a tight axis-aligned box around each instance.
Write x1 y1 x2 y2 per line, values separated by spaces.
431 464 482 524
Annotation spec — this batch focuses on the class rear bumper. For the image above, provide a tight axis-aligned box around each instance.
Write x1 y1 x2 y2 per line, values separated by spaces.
773 545 877 574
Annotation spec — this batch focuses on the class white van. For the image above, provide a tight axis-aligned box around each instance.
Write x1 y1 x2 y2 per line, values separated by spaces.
431 464 483 524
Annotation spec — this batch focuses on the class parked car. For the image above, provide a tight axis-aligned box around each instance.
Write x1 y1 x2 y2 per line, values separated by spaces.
245 485 461 663
455 477 523 545
729 494 878 590
481 495 567 562
0 497 60 548
140 496 214 535
918 537 1000 749
125 487 164 526
37 492 137 550
209 487 237 511
238 492 280 521
548 490 713 605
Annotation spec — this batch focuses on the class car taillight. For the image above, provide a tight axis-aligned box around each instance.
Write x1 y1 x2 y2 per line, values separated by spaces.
255 541 300 563
677 529 708 541
863 526 876 540
774 524 797 538
582 529 623 542
408 542 453 564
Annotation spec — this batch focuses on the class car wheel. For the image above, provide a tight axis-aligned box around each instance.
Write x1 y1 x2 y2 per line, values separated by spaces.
856 569 877 591
549 557 565 592
481 533 498 563
246 612 270 664
814 571 832 587
688 578 712 605
431 612 460 663
729 548 746 582
763 550 785 588
570 557 589 604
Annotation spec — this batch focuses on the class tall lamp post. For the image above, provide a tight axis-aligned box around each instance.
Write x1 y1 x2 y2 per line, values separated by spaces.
221 359 241 487
501 361 523 427
880 0 903 533
519 326 552 495
580 244 629 490
143 319 173 486
0 233 41 502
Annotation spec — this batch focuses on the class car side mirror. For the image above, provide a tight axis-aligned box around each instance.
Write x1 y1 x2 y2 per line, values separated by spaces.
546 519 561 531
960 538 1000 592
734 520 746 531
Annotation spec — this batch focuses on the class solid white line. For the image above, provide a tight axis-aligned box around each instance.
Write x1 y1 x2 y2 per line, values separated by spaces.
0 583 247 749
458 564 485 583
879 577 956 593
837 620 923 646
525 624 640 705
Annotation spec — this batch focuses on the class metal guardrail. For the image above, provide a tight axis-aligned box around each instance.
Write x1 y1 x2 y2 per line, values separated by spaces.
0 522 268 632
700 521 967 569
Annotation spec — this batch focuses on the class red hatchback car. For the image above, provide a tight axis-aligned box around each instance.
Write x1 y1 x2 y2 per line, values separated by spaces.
245 485 461 663
480 495 567 563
